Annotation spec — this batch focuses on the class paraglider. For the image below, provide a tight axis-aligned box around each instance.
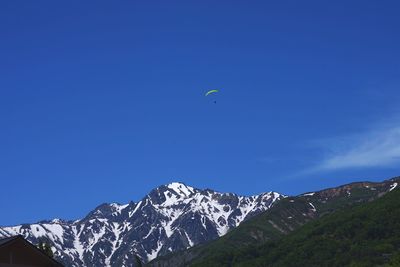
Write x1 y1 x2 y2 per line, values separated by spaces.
205 89 219 96
205 89 219 103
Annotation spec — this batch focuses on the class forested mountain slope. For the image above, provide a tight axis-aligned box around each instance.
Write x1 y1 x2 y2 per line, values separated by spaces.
212 181 400 267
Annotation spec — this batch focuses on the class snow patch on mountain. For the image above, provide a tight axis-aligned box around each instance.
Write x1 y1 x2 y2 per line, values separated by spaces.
390 182 398 191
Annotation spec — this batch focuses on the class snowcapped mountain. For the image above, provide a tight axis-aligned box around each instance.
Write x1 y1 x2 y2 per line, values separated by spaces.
0 182 283 266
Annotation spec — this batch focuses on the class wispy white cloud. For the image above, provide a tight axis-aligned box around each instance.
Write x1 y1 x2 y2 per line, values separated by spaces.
314 124 400 172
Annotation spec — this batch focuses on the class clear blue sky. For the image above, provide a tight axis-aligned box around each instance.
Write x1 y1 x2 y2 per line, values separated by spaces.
1 1 400 226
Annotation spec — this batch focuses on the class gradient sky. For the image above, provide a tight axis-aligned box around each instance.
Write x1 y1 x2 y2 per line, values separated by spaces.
1 1 400 226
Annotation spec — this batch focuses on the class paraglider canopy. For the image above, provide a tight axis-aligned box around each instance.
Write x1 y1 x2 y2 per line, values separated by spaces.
205 89 219 96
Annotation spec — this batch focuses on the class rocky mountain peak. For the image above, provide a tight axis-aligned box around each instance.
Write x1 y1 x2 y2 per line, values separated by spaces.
0 182 283 266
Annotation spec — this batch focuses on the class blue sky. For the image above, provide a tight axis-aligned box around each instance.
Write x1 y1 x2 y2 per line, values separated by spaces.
1 1 400 226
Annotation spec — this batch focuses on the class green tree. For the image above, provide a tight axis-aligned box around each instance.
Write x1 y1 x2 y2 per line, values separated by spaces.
37 238 54 258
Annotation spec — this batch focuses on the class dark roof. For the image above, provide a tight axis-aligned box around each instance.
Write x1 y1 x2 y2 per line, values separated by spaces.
0 235 20 247
0 235 64 266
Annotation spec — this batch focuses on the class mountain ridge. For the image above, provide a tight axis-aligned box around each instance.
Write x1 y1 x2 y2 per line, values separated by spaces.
191 178 400 266
149 177 400 267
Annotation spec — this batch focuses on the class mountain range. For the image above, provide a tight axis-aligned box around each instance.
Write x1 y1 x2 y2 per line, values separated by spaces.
1 178 398 266
0 182 283 266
